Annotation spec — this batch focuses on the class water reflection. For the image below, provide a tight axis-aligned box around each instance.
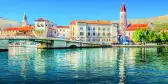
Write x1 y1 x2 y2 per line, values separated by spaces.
4 47 168 83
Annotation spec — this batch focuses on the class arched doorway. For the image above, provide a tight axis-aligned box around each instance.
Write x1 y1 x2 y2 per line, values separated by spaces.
69 45 78 48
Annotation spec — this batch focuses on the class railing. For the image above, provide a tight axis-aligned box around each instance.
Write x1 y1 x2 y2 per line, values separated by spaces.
0 36 113 45
65 38 112 45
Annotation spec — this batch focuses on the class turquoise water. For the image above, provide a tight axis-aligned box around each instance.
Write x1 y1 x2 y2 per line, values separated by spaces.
0 47 168 84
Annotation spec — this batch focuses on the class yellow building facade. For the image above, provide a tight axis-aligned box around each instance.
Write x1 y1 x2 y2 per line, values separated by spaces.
70 20 118 44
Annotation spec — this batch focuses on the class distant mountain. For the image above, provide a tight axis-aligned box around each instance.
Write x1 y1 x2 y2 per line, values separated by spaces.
0 14 168 31
113 15 168 31
0 18 21 30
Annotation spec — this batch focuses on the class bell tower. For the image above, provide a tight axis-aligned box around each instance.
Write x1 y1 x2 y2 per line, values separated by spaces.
120 2 127 35
22 13 28 27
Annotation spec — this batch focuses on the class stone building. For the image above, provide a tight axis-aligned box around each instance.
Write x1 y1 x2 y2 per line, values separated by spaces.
69 20 118 44
56 26 70 39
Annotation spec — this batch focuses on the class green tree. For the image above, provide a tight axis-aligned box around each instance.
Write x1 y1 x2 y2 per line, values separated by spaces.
134 29 148 43
152 32 160 43
133 28 168 43
159 32 166 43
141 30 148 43
134 29 143 42
134 29 141 42
146 30 156 42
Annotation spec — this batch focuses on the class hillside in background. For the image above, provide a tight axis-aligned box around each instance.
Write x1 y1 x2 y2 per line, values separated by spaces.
113 15 168 31
0 18 21 30
0 14 168 31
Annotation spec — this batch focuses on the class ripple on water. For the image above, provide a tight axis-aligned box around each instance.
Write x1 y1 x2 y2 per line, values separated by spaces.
0 47 168 83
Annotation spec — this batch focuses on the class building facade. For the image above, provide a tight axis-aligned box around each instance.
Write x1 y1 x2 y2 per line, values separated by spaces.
1 26 34 37
70 20 118 44
56 26 70 39
0 16 58 38
34 18 57 37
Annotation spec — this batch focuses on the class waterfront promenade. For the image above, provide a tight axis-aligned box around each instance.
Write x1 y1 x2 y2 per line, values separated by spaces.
1 43 168 51
111 44 168 47
0 36 168 50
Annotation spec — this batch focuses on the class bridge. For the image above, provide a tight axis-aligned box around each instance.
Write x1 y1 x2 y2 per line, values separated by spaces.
0 36 111 49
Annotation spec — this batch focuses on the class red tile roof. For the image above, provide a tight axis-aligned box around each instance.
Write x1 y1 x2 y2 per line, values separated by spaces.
70 20 112 25
50 27 56 30
70 20 76 25
56 26 69 28
126 24 149 31
4 26 34 31
35 18 49 22
121 4 126 12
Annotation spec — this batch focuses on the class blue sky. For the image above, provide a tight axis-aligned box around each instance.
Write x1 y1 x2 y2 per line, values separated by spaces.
0 0 167 25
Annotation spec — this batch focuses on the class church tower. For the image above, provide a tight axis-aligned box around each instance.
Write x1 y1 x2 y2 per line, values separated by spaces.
22 13 28 27
120 3 127 35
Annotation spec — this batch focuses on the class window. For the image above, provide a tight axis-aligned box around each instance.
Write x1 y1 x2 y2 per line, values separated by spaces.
108 33 111 36
93 27 95 30
80 27 83 30
37 23 40 27
93 32 95 36
88 32 90 36
103 32 105 36
93 39 95 42
98 28 100 31
41 24 44 27
97 39 100 41
103 28 105 31
87 39 90 41
80 32 84 36
88 27 91 31
98 33 100 36
81 39 83 41
108 28 110 31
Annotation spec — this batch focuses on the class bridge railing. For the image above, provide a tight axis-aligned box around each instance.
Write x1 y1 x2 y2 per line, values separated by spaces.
64 37 113 45
0 36 113 45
